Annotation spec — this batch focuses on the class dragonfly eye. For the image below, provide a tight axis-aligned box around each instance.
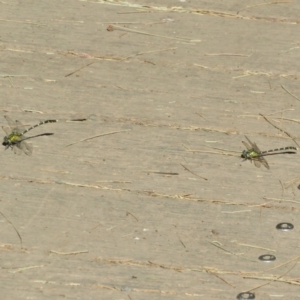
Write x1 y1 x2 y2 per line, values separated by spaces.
241 150 247 158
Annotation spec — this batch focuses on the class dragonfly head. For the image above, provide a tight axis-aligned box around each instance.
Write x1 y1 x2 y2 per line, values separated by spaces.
2 136 9 146
241 150 248 159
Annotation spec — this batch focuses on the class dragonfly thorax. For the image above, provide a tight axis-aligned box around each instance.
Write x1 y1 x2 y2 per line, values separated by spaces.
241 150 260 159
2 133 23 147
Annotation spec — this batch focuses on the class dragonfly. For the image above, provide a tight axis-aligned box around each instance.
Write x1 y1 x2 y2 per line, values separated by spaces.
2 116 56 155
241 135 297 169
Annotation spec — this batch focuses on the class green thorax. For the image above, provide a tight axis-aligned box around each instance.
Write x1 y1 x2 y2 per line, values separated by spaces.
241 149 260 159
3 132 23 145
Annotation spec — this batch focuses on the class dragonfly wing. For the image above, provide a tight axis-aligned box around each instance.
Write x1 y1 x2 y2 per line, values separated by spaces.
2 126 11 136
252 142 263 155
259 156 270 169
4 116 17 129
245 135 263 153
4 116 24 134
245 136 255 148
253 159 261 168
19 141 32 156
15 120 26 134
14 144 22 155
242 141 252 150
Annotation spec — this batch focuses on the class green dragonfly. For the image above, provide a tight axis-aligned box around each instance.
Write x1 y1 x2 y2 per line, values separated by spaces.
2 116 56 155
241 135 297 169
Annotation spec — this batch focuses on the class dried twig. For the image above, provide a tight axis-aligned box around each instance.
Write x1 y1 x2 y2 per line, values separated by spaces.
50 250 88 255
126 211 138 222
195 112 207 121
267 254 300 271
263 196 300 205
281 84 300 102
237 1 292 14
9 265 44 273
65 62 95 77
237 243 276 252
283 177 300 189
259 113 300 147
145 171 179 175
248 255 300 292
107 24 201 43
207 240 257 262
65 129 130 147
180 163 208 181
204 53 251 57
122 47 177 60
205 268 235 288
221 210 251 213
177 234 186 249
0 211 22 249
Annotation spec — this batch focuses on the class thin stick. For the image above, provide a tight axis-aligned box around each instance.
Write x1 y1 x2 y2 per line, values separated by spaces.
186 149 238 157
0 74 28 77
65 129 130 147
126 211 138 222
283 177 300 189
9 265 44 273
177 234 186 249
180 163 208 180
195 112 207 121
122 47 177 60
207 240 257 262
21 109 44 114
65 62 95 77
275 117 300 124
204 144 240 153
107 24 201 43
205 268 235 288
267 254 300 271
50 250 88 255
90 222 104 231
221 210 251 213
259 113 300 147
238 1 292 14
0 211 22 249
279 180 285 198
237 243 276 252
144 171 179 175
263 196 300 205
247 256 300 292
0 1 16 5
267 108 294 115
281 84 300 101
204 53 251 57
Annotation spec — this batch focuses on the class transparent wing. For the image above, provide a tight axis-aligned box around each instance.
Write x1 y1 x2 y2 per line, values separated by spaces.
19 140 32 156
252 142 263 155
257 156 270 169
242 141 252 150
2 126 12 135
15 120 27 134
243 136 270 169
13 144 22 155
247 137 269 169
4 115 17 129
3 116 25 134
253 158 261 168
244 136 263 153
